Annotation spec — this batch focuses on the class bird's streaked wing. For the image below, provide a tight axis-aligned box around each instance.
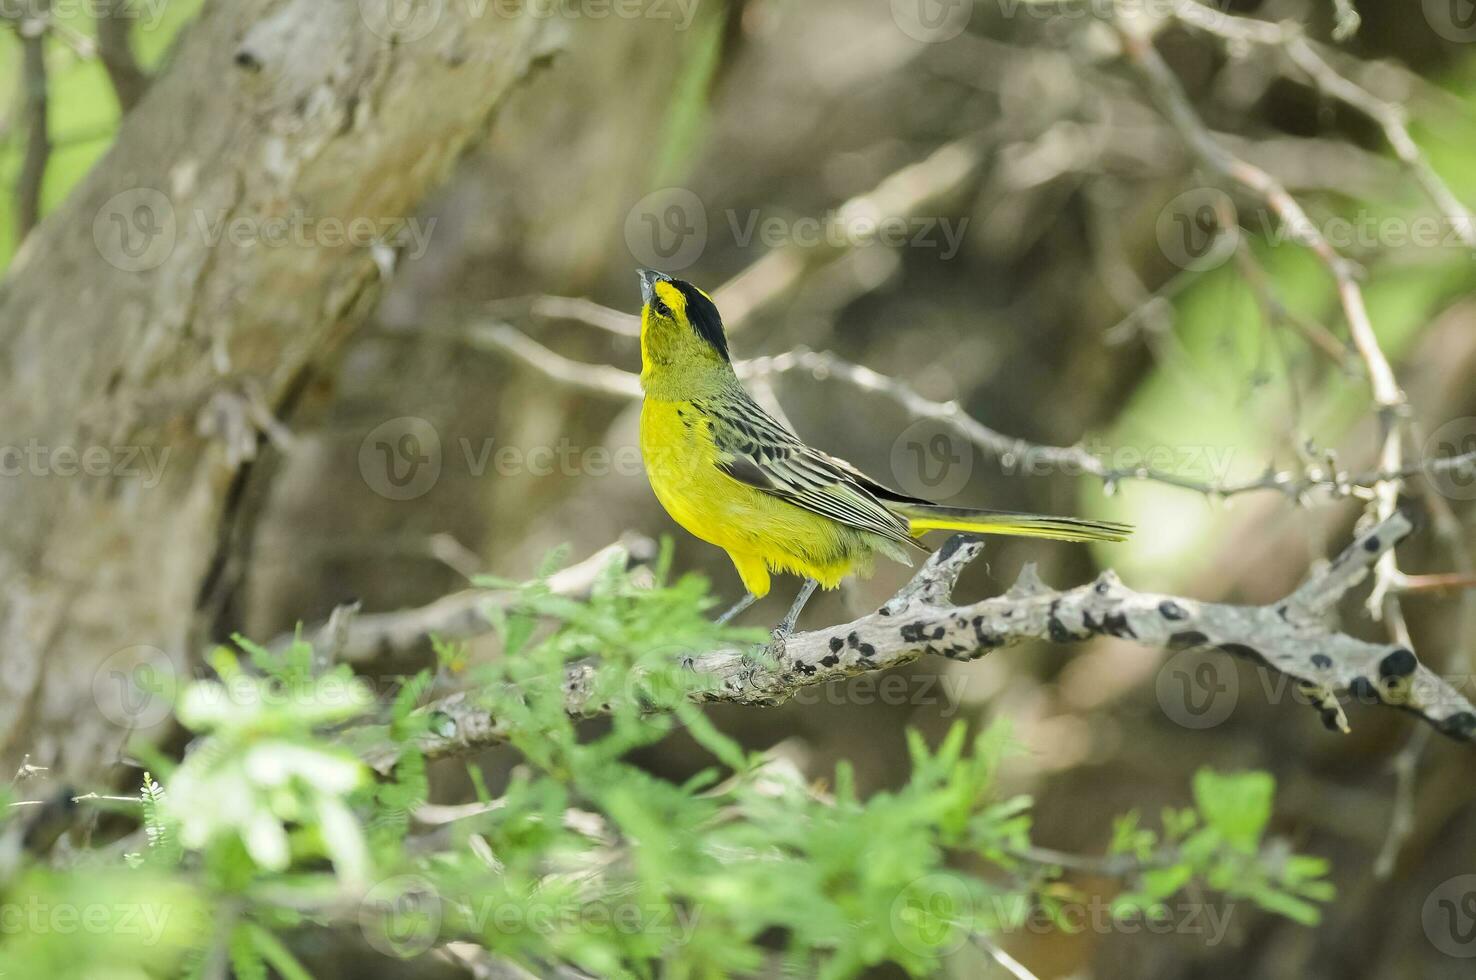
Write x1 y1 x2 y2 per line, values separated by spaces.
698 392 920 549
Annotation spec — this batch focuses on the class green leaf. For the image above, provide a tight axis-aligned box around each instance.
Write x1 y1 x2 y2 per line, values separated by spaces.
229 925 268 980
1138 863 1194 900
1192 769 1274 850
1252 888 1323 926
247 923 317 980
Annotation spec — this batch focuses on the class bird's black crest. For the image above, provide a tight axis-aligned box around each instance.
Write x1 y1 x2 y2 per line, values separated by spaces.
674 280 730 361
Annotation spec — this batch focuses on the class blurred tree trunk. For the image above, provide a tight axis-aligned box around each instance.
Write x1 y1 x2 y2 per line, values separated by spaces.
0 0 558 780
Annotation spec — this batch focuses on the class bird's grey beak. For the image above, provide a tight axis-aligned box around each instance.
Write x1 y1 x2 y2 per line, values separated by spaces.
637 268 667 306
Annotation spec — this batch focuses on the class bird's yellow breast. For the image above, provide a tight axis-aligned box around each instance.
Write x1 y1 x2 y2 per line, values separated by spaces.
639 398 869 596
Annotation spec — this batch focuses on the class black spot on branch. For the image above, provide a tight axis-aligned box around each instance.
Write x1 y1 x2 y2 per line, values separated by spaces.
971 617 1002 649
1101 612 1136 639
1438 712 1476 740
1378 648 1417 679
936 534 966 562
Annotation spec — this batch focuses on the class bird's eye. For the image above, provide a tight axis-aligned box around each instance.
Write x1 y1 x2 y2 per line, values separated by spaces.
651 297 671 318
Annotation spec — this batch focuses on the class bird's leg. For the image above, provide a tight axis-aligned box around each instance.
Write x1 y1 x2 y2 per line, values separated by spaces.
774 578 819 639
716 591 758 625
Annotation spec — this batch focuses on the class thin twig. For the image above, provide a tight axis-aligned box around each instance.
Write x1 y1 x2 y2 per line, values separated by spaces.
971 933 1042 980
465 320 1476 501
14 5 51 241
1392 571 1476 595
270 536 657 664
96 0 150 113
1172 1 1474 249
711 137 983 329
1111 17 1412 620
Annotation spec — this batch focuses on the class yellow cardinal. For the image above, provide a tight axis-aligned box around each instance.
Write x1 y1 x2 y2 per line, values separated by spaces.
636 269 1130 633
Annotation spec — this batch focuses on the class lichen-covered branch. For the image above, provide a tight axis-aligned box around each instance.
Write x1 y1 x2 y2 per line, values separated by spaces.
359 512 1475 772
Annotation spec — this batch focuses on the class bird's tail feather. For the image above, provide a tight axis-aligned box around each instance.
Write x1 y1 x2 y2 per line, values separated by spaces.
892 504 1132 543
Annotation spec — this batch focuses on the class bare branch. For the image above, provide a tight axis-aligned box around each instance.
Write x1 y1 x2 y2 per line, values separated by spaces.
1110 16 1414 620
711 138 982 329
357 512 1475 773
274 536 657 665
96 0 150 113
13 7 50 242
526 294 640 336
454 321 642 398
467 321 1476 502
1173 1 1473 249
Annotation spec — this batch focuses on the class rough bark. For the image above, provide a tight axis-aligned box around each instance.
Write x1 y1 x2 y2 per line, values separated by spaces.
0 0 559 778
